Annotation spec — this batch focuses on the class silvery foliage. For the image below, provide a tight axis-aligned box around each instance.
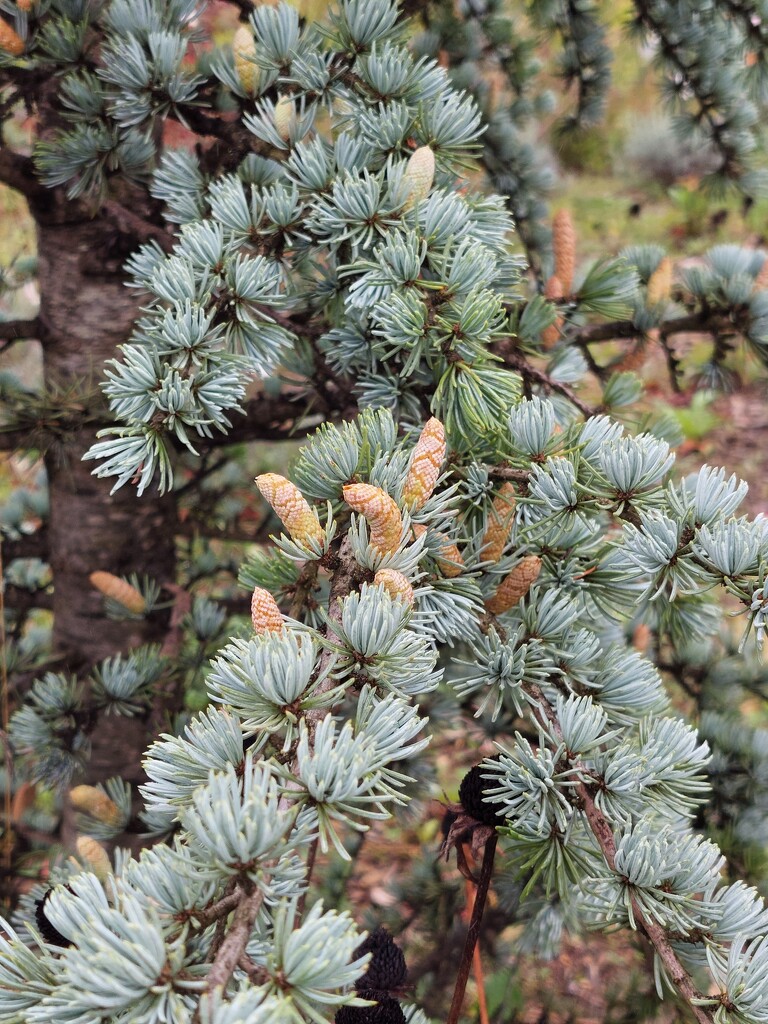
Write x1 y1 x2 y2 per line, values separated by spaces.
4 1 768 1021
2 575 435 1021
7 394 768 1021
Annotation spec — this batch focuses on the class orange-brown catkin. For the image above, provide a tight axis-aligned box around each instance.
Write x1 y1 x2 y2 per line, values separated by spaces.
89 571 146 614
412 523 464 577
610 339 648 374
0 20 24 56
480 482 517 563
542 274 564 349
233 24 260 95
401 417 445 509
374 568 415 606
274 94 294 141
485 555 541 614
646 256 673 306
343 483 403 556
75 837 111 881
552 209 576 295
69 786 123 829
255 473 324 548
250 587 284 634
402 145 435 210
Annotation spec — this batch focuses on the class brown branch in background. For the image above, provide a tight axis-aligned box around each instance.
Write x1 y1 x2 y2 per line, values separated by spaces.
2 584 53 610
0 540 12 878
0 317 40 342
658 330 684 394
446 834 498 1024
0 149 47 201
571 311 733 346
496 342 597 418
288 561 319 620
101 201 175 252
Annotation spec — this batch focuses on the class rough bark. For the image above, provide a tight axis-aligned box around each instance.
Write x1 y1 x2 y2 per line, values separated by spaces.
35 214 178 789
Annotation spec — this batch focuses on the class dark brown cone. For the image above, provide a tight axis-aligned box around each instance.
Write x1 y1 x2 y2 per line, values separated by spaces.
458 760 507 827
336 997 406 1024
34 887 73 947
354 927 407 993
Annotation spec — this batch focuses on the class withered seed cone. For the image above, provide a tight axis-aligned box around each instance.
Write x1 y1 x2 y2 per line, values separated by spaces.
336 996 406 1024
355 926 407 992
34 888 73 947
458 759 506 827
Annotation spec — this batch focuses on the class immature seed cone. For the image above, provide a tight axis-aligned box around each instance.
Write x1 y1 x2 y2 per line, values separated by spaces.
632 622 651 653
233 24 260 95
34 888 72 948
542 276 563 349
485 555 541 614
336 999 406 1024
373 569 414 607
354 927 407 993
343 483 403 556
459 759 506 827
0 20 24 56
251 586 285 634
89 571 146 614
402 145 435 210
69 785 123 829
274 94 294 141
481 482 517 564
255 473 324 548
75 836 111 881
544 273 563 301
646 256 672 306
552 208 576 295
401 417 445 510
412 523 463 577
611 340 648 374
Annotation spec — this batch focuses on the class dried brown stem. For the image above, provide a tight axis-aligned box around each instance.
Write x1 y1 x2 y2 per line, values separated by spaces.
446 834 498 1024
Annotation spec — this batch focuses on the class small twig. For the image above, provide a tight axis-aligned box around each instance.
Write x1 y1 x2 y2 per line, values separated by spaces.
463 867 490 1024
496 343 597 418
188 887 243 931
295 836 319 920
288 561 319 620
202 884 264 1001
446 833 498 1024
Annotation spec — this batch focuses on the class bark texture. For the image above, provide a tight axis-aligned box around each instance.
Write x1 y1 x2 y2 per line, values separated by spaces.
36 214 177 788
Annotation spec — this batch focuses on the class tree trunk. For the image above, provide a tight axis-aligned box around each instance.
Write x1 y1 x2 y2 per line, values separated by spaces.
35 214 178 791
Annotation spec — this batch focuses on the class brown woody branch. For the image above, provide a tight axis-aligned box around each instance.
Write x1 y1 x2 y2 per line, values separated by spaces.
199 884 264 999
2 584 53 610
496 342 597 418
571 311 732 346
101 201 175 252
0 317 40 342
0 149 47 201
